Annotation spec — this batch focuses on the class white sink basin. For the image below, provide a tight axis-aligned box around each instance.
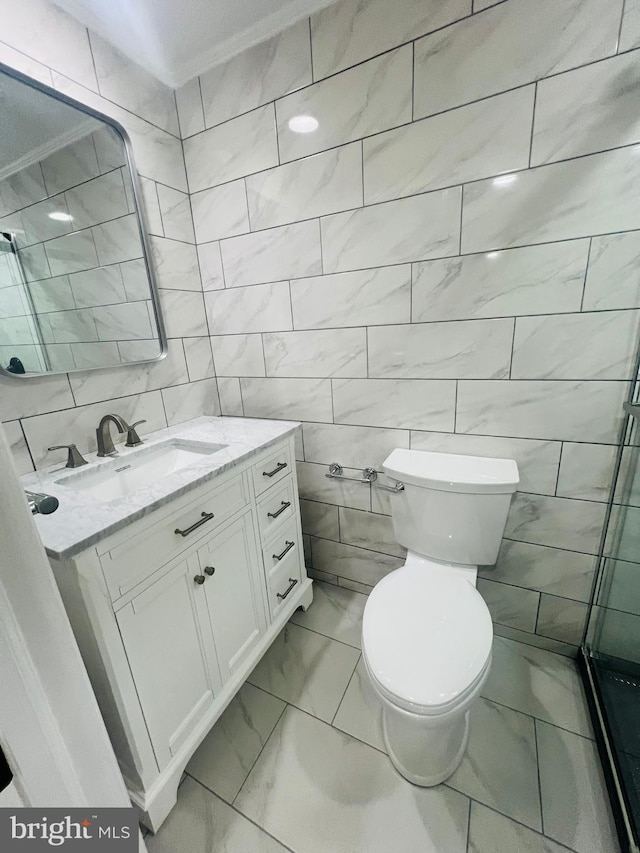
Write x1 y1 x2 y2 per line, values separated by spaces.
55 439 227 501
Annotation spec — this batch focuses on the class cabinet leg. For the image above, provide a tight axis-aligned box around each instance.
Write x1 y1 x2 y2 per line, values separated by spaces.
298 580 314 612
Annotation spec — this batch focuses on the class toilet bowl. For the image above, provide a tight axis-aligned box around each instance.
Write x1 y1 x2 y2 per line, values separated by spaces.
362 449 518 786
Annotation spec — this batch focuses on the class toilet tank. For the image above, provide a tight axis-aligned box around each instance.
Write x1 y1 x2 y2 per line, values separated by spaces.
383 449 519 566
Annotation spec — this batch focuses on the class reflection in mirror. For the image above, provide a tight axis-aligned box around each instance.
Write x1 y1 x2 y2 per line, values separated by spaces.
0 67 165 377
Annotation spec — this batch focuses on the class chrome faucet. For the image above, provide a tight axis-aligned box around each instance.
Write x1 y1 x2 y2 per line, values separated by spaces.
96 414 127 457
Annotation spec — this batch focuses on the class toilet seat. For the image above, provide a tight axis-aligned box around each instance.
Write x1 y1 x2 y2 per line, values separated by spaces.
362 566 493 716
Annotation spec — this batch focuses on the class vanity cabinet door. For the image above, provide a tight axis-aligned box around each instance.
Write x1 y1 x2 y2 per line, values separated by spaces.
116 553 218 769
197 511 267 683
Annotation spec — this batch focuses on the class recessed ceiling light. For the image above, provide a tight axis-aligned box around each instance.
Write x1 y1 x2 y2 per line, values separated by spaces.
492 173 518 187
288 115 319 134
48 211 73 222
486 251 501 259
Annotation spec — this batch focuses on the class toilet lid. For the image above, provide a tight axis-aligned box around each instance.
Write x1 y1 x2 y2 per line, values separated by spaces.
362 569 493 713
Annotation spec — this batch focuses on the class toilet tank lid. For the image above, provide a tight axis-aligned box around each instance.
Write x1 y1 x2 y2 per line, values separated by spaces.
383 449 519 494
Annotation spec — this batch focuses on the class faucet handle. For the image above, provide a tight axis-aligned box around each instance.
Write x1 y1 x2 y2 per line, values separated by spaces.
48 444 88 469
123 419 146 448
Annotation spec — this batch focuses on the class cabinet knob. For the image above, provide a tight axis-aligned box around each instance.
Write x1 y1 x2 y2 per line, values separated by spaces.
194 574 206 585
204 566 215 576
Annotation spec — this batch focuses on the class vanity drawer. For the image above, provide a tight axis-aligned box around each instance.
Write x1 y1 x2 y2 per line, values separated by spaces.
262 518 300 579
256 478 295 541
252 443 292 497
101 474 250 600
266 538 303 620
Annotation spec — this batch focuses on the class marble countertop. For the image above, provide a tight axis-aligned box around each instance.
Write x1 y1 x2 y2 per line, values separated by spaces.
21 416 300 561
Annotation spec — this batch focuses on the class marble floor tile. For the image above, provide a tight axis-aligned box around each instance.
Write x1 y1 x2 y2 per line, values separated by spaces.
537 721 619 853
186 683 285 803
468 801 570 853
482 637 593 738
332 657 385 751
447 697 541 830
235 706 471 853
290 581 367 648
146 777 289 853
247 623 359 722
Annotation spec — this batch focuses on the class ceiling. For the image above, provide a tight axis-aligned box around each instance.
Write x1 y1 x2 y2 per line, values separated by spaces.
52 0 336 89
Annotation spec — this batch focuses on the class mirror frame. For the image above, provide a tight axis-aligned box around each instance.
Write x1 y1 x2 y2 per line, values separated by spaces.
0 61 168 379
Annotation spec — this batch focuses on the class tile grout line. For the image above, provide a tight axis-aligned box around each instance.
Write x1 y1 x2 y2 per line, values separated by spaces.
533 719 546 837
330 651 362 725
229 698 289 807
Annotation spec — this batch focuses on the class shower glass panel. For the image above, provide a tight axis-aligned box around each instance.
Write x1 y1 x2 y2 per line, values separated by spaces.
583 377 640 853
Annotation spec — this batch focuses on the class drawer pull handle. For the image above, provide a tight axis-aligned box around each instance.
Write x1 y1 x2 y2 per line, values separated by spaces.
263 461 287 478
204 566 215 576
175 511 214 537
267 501 291 519
194 574 206 585
273 540 295 561
277 578 298 600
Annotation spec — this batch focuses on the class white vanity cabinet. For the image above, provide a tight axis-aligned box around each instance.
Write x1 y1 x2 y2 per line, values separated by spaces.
47 433 312 832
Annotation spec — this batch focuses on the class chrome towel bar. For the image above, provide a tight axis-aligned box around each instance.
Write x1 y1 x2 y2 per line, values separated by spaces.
325 462 404 492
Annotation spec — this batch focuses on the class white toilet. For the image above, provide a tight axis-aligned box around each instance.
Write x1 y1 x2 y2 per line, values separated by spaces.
362 448 519 786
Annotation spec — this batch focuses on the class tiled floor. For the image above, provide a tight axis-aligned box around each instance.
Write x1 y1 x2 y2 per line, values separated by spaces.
146 581 620 853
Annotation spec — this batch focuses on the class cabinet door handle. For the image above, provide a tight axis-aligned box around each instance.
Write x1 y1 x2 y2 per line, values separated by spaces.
175 511 214 537
263 461 287 478
267 500 291 519
277 578 298 600
204 566 215 576
194 574 205 585
273 540 294 561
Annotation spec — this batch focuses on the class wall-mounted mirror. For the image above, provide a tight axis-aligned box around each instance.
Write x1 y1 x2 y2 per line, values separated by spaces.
0 65 166 378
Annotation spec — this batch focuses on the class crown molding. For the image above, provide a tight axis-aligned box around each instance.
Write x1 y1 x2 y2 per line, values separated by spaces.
0 119 96 182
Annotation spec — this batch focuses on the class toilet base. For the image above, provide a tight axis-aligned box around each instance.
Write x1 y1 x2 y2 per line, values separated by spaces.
382 710 469 786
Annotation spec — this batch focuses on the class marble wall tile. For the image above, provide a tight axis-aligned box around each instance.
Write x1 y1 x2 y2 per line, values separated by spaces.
263 328 367 378
276 47 412 163
175 78 205 138
21 389 167 468
197 241 225 291
505 493 607 554
414 0 621 120
476 578 540 632
536 595 588 646
482 540 596 602
472 0 502 9
0 285 29 318
205 281 292 335
27 276 74 314
557 443 617 502
0 163 47 216
190 180 249 243
71 341 121 369
66 170 129 230
220 220 321 288
217 377 243 416
339 507 405 558
210 334 265 377
311 0 470 79
620 0 640 51
68 266 126 308
44 229 99 276
158 290 208 338
92 301 152 341
583 231 640 310
601 559 640 617
456 380 626 443
291 266 411 330
149 236 200 291
183 336 214 382
156 185 195 244
184 105 279 193
462 148 640 254
161 378 219 426
92 214 142 266
200 20 312 129
512 310 639 380
302 422 410 469
0 43 52 87
412 241 588 321
311 538 403 586
20 196 74 245
92 127 127 173
364 87 534 204
4 420 34 475
322 189 461 274
246 143 363 231
240 377 333 422
47 307 99 343
120 259 150 301
40 135 101 196
332 378 456 431
299 499 340 541
532 50 640 166
89 33 179 136
368 318 513 379
116 339 160 363
139 178 163 236
409 431 561 496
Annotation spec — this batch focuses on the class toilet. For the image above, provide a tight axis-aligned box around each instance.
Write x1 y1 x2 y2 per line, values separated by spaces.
362 448 519 786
